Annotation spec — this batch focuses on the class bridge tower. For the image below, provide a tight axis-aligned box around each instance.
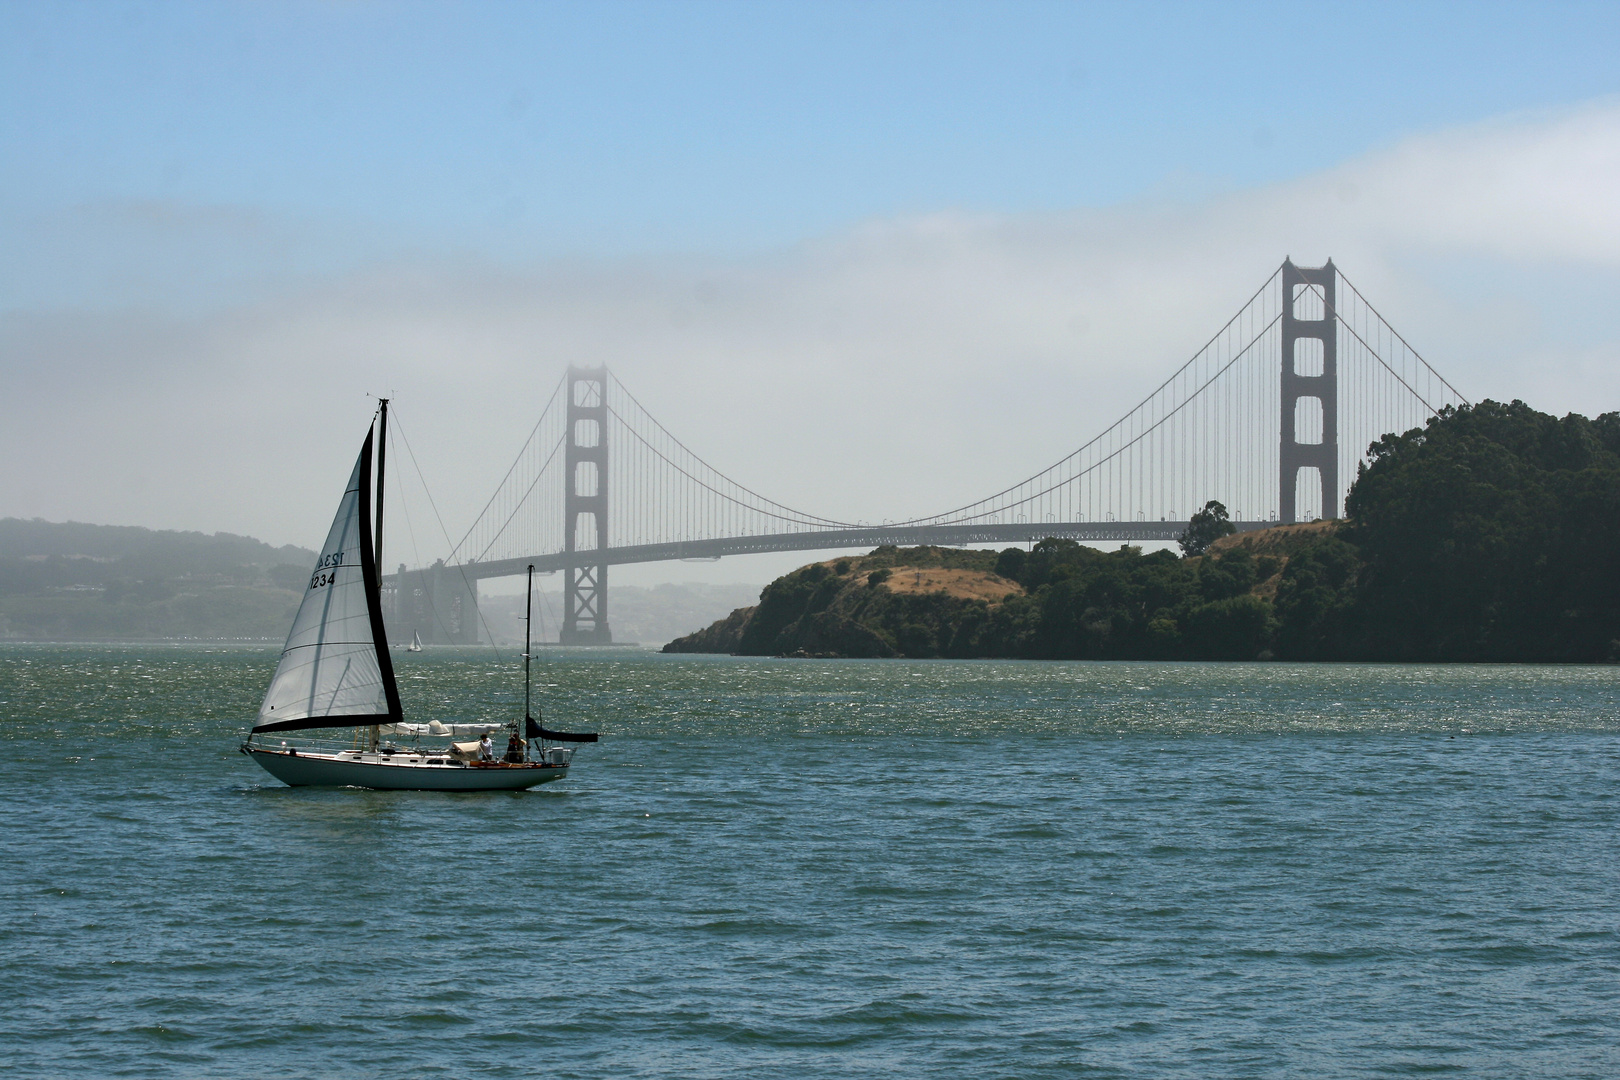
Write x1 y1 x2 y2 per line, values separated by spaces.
1279 258 1339 522
561 365 612 644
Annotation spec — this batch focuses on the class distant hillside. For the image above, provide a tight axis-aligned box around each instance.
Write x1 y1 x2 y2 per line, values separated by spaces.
0 518 317 641
0 517 313 570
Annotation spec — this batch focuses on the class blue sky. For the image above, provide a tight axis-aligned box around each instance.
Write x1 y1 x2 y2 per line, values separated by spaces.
7 1 1618 266
3 1 1619 584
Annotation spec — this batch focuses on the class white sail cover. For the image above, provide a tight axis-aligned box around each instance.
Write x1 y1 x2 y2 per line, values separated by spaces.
255 435 398 731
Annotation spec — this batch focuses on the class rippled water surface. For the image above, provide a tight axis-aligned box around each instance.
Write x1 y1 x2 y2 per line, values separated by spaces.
3 645 1619 1078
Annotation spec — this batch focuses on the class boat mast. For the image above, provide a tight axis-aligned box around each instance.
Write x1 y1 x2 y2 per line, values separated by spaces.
374 398 388 569
524 562 534 757
369 398 388 753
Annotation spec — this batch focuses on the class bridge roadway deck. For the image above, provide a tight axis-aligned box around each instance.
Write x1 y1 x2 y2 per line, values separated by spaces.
442 520 1274 581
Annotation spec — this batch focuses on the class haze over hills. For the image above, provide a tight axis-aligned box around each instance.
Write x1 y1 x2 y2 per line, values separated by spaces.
0 518 316 641
0 517 760 646
0 518 316 571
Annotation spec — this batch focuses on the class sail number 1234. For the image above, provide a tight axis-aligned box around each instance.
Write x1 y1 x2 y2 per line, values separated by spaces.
310 551 346 589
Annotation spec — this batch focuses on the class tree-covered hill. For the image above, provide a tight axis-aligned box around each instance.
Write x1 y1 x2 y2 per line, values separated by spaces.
665 540 1289 659
667 400 1620 663
1277 400 1620 661
0 518 316 640
664 546 1021 657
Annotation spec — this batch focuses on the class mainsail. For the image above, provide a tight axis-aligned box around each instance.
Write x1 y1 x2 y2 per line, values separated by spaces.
254 429 402 733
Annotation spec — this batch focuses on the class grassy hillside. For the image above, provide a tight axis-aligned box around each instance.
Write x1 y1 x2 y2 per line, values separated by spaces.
665 546 1029 657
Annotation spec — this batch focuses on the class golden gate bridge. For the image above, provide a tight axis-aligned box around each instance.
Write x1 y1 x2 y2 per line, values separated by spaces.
390 259 1467 644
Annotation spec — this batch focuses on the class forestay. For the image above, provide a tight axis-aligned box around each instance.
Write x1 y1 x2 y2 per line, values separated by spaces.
255 431 401 733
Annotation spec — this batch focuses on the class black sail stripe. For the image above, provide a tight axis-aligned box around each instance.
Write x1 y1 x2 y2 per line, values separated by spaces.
355 426 405 724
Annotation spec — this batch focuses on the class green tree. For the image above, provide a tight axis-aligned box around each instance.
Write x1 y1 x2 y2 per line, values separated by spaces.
1271 536 1361 659
1342 400 1620 660
1179 500 1236 556
1183 594 1274 659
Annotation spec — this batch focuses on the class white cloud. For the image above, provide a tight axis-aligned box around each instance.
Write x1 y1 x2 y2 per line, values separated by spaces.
4 98 1619 581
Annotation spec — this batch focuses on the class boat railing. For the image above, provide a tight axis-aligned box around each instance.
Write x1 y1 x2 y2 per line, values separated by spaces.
251 733 572 766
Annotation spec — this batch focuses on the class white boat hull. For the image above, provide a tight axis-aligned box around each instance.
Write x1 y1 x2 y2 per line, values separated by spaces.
244 746 567 791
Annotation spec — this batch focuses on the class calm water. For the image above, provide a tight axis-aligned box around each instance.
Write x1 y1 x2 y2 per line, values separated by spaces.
2 645 1618 1078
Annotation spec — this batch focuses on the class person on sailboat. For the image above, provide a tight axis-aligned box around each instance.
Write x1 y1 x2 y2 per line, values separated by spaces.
505 732 525 763
478 733 494 762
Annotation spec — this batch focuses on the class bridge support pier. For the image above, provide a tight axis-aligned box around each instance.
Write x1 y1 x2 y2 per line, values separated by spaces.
561 365 613 645
1279 259 1339 522
388 561 479 645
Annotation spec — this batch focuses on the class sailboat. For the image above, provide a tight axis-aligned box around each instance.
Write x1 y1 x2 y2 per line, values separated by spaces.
241 400 597 791
407 630 423 652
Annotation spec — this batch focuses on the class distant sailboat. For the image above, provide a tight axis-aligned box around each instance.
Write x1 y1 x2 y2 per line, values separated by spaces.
240 400 597 791
408 630 423 652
